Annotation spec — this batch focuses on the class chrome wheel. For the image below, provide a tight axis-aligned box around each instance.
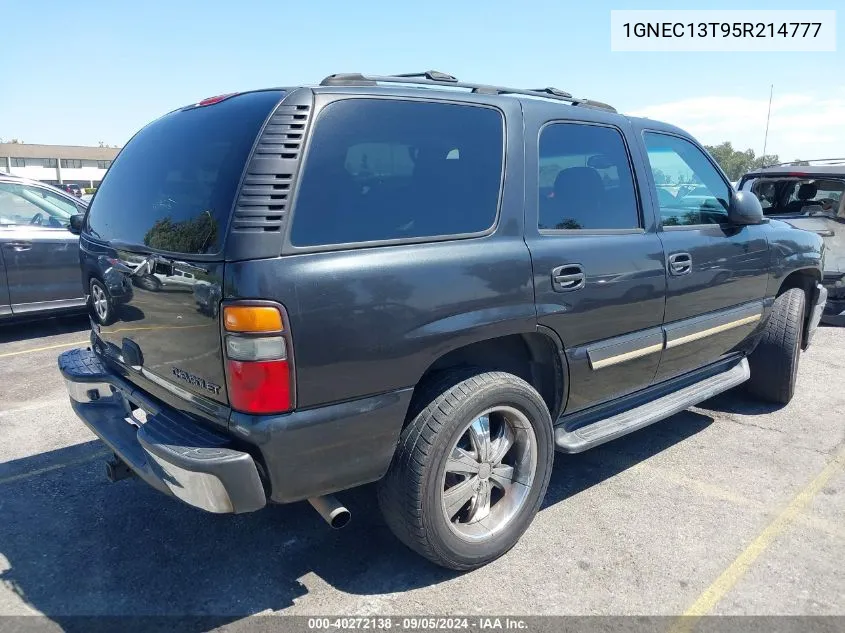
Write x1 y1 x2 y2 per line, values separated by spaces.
92 283 108 322
440 406 537 542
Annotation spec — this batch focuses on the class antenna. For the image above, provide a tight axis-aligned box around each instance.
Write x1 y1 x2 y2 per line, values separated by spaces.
761 84 773 159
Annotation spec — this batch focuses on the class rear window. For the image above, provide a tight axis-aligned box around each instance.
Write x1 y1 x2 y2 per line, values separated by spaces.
290 99 504 247
745 176 844 216
86 90 283 255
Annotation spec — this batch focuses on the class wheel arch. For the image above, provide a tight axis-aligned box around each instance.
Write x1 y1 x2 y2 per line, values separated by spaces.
777 268 820 349
405 329 569 426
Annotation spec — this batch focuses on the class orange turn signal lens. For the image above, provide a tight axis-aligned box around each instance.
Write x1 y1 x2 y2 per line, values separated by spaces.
223 306 283 333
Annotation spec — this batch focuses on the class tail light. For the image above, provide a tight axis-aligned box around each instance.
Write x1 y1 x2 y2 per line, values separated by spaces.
222 304 293 414
197 93 239 107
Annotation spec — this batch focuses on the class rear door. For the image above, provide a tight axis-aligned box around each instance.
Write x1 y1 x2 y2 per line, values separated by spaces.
0 181 84 313
79 90 286 412
638 130 769 382
523 107 667 413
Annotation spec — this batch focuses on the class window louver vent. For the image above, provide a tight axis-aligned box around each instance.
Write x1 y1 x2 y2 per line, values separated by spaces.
232 103 311 233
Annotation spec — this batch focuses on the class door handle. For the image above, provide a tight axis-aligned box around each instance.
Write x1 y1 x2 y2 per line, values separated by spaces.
551 264 586 292
3 241 32 252
668 252 692 276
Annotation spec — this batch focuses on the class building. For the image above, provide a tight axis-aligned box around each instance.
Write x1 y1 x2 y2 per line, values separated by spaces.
0 143 121 188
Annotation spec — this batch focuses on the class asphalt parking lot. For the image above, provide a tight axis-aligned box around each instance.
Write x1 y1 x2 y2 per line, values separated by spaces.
0 316 843 625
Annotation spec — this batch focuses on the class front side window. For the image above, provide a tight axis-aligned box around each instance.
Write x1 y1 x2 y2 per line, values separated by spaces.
290 99 504 247
644 133 730 227
538 123 640 230
0 183 74 228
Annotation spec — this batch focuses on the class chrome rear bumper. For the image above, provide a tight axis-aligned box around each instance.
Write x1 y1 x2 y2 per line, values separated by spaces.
59 348 266 514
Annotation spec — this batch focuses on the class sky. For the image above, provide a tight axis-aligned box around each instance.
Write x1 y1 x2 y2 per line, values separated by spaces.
1 0 843 162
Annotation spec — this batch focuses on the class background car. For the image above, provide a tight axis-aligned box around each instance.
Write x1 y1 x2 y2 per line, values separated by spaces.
0 174 88 319
739 159 845 325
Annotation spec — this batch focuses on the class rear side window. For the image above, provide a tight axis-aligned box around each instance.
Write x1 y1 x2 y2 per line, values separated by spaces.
86 90 284 255
539 123 640 230
290 99 504 247
746 176 844 216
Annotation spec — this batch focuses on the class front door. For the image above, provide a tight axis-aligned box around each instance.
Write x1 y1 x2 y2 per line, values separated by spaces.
0 181 84 313
638 130 769 381
524 112 667 414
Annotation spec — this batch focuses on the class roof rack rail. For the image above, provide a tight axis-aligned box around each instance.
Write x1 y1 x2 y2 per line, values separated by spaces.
319 71 617 113
762 157 845 168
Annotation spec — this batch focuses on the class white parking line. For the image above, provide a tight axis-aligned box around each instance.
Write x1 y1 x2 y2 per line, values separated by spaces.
0 450 109 486
0 340 87 359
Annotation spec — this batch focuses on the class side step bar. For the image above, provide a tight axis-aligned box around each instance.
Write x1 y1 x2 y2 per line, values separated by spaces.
555 358 750 453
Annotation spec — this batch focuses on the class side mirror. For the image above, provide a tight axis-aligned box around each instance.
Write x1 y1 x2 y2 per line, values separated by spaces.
68 213 84 235
728 191 764 225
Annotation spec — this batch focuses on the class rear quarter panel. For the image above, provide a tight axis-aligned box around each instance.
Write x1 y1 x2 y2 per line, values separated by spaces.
226 238 536 408
225 93 535 410
764 218 825 297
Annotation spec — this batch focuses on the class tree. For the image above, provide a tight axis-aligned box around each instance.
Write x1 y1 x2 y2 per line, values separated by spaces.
652 168 671 185
703 142 779 180
144 212 218 254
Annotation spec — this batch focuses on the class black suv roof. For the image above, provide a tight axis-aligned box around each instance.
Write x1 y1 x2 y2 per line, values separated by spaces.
317 70 618 111
298 70 689 138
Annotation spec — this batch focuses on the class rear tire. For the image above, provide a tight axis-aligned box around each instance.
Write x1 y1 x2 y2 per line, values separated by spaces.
747 288 805 404
378 371 554 570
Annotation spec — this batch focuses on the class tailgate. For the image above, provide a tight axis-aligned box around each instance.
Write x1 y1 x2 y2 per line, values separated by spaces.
93 254 228 404
82 90 286 406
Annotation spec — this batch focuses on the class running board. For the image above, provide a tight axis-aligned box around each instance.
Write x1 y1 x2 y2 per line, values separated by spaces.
555 358 750 453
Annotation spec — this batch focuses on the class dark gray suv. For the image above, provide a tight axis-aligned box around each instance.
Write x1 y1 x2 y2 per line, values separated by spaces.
59 72 825 570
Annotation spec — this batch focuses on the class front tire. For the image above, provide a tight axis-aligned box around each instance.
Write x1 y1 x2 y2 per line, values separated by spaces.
747 288 806 404
89 278 114 325
378 371 554 570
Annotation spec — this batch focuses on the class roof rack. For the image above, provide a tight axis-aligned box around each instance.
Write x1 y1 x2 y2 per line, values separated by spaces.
319 70 617 113
762 157 845 168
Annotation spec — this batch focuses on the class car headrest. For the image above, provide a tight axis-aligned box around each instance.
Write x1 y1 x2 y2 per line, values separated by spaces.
554 166 604 199
797 183 818 200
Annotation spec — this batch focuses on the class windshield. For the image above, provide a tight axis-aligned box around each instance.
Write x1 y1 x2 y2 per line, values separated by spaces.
85 90 284 255
747 176 845 217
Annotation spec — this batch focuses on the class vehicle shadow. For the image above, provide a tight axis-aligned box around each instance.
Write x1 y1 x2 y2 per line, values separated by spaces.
697 389 784 416
543 409 714 507
114 304 146 323
0 410 714 628
0 313 89 345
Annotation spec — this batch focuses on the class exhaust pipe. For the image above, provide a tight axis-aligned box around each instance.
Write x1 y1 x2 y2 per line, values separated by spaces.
308 495 351 529
105 455 135 482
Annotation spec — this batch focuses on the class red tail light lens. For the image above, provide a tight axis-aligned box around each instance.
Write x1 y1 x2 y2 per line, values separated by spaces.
226 359 291 414
198 93 238 107
222 303 293 415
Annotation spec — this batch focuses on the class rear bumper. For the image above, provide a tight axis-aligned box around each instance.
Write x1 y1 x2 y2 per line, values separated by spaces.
58 348 266 514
